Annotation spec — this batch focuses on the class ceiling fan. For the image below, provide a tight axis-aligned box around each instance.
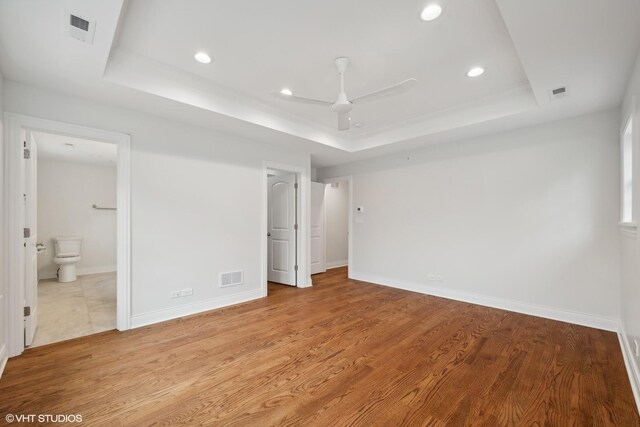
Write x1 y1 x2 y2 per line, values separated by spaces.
274 57 417 131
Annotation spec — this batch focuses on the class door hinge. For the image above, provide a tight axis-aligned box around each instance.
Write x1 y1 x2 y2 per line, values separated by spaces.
294 182 298 189
294 223 298 230
294 265 299 272
24 227 31 238
24 306 31 317
24 148 31 159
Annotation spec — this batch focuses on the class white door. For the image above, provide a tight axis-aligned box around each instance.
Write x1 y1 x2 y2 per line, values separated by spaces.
267 173 297 286
310 182 325 275
24 131 38 346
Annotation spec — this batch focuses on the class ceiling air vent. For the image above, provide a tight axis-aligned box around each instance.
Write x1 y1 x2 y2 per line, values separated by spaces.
66 11 95 44
220 271 244 288
548 86 568 101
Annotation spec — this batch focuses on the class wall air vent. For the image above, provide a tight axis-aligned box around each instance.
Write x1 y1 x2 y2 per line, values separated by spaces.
220 271 244 288
70 15 90 31
548 86 568 101
66 11 95 44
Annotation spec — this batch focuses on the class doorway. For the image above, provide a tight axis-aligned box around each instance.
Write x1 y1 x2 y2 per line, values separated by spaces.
323 178 350 270
26 130 118 347
266 169 299 287
262 161 311 295
4 114 131 357
308 176 352 283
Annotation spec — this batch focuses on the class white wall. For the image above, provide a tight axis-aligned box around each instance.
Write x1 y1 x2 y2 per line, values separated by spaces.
0 72 7 375
3 81 311 327
318 109 621 329
325 182 349 268
37 158 117 278
620 49 640 405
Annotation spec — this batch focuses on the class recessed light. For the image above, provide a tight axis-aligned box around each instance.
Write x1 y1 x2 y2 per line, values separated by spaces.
421 4 442 21
467 67 485 78
280 88 293 96
353 122 363 128
194 52 211 64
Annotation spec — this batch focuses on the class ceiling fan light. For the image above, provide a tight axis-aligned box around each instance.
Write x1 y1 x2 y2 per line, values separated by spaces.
421 4 442 21
280 88 293 96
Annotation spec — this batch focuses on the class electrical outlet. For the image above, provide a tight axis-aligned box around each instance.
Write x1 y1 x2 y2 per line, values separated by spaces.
427 274 444 282
634 339 639 357
170 288 193 299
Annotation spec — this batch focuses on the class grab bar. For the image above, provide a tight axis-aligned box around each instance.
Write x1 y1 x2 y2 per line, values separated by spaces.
92 204 116 210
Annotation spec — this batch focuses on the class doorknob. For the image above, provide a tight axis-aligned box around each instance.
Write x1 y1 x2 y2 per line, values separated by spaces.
267 232 271 237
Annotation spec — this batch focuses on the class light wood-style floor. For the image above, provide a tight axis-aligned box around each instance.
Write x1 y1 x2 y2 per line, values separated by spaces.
1 267 638 426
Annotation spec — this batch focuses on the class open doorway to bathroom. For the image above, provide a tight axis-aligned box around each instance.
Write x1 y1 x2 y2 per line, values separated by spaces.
5 113 130 358
26 130 118 347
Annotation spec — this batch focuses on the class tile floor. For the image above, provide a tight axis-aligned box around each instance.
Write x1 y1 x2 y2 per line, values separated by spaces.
31 272 116 348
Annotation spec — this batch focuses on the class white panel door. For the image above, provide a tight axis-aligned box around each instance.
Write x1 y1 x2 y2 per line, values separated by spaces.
267 174 297 286
310 182 325 275
24 132 38 346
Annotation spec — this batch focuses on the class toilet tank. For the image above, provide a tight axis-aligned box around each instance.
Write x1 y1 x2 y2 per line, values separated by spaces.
54 236 82 257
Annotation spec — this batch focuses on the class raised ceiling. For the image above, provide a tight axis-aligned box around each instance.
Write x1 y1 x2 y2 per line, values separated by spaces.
116 0 529 134
0 0 639 166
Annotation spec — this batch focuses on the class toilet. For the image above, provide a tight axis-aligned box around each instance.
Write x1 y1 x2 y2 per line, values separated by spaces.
53 236 82 283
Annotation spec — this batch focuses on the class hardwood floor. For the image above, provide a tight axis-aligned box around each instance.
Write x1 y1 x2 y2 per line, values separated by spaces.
1 267 638 426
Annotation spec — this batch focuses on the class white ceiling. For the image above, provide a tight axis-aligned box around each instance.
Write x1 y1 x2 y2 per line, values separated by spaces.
0 0 639 167
34 132 117 166
116 0 528 134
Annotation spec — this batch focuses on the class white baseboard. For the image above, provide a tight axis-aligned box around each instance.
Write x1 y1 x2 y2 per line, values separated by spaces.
326 260 348 269
38 265 116 281
131 288 263 328
78 265 117 276
349 271 619 332
618 324 640 413
0 343 8 379
298 275 313 288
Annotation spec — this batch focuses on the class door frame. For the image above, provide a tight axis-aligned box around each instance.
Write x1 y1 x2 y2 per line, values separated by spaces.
321 175 353 275
3 113 131 357
310 181 326 275
262 161 311 296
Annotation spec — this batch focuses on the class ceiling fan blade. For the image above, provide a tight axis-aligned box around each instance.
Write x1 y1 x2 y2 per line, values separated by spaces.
351 78 417 104
337 112 350 131
273 92 332 106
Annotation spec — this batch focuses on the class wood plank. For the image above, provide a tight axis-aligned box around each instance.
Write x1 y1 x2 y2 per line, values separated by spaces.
0 267 637 426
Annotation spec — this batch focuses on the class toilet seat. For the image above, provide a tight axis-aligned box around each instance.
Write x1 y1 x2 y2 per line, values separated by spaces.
56 252 80 258
54 255 81 265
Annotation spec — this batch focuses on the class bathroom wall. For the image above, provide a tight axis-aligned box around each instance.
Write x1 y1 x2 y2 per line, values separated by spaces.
325 182 349 268
37 158 117 278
